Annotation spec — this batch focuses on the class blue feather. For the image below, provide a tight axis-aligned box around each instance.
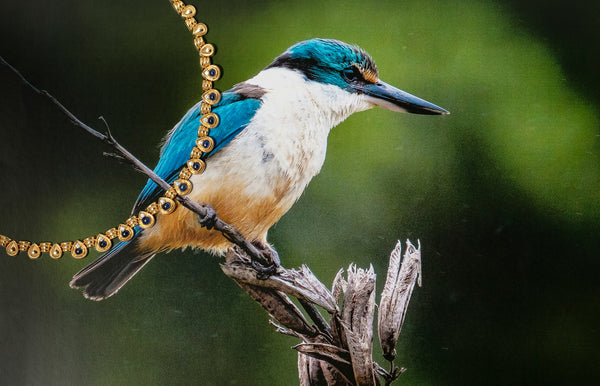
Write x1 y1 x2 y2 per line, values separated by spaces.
133 91 262 212
266 39 377 92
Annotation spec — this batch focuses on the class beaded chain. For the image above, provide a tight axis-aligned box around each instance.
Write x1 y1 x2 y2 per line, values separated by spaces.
0 0 220 260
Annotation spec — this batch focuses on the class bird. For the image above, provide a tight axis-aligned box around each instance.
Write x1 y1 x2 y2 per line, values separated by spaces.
70 38 448 300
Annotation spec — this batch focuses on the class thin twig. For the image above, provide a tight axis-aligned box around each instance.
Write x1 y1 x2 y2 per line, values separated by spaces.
0 55 272 267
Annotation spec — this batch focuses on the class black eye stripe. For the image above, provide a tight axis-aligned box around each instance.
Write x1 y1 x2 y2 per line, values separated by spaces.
343 66 365 82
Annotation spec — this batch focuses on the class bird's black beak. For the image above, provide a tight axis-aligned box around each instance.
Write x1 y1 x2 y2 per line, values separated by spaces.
360 80 449 115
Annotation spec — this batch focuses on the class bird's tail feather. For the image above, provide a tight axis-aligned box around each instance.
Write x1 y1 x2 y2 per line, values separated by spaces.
69 238 155 301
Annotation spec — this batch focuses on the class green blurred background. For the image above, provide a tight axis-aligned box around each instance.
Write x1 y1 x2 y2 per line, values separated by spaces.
1 0 598 384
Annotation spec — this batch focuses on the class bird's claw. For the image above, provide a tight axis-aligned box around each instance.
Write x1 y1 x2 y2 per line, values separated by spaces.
251 258 277 279
250 242 280 279
197 205 218 230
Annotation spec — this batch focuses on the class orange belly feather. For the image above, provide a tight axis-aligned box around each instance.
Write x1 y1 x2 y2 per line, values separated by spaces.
137 177 294 255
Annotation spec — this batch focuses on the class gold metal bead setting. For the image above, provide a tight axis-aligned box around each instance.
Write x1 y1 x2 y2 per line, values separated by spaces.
50 243 63 259
180 5 196 18
187 159 206 174
201 113 219 128
71 241 88 259
196 137 215 153
118 224 134 242
28 243 41 259
95 234 112 252
202 65 221 82
192 23 208 37
6 240 18 256
138 211 156 229
202 89 221 105
158 197 177 215
199 43 215 57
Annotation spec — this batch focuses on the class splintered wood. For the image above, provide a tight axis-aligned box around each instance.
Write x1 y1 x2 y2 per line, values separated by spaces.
223 240 422 386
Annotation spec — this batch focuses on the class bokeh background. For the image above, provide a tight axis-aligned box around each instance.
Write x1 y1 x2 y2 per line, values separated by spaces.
1 0 598 384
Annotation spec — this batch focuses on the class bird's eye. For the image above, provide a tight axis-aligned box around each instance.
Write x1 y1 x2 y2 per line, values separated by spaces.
342 66 362 82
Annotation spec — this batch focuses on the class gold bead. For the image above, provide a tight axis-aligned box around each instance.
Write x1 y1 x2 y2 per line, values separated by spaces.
0 234 10 248
146 202 160 215
164 187 178 200
18 240 31 252
126 216 139 228
27 243 41 259
202 80 213 91
118 224 134 242
181 5 196 18
138 211 156 229
60 241 73 252
202 65 221 82
187 159 206 174
158 197 177 215
199 56 211 69
199 43 215 57
197 126 210 137
6 240 19 256
171 0 184 14
49 243 63 259
173 179 193 195
202 89 221 105
179 168 192 180
192 22 208 36
39 242 52 253
83 236 96 248
184 17 197 31
105 227 118 239
190 146 204 159
95 234 112 252
71 241 88 259
196 136 215 153
200 102 212 115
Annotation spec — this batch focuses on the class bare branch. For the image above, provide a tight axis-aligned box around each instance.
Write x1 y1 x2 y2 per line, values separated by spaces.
1 56 107 142
221 250 337 313
1 55 272 267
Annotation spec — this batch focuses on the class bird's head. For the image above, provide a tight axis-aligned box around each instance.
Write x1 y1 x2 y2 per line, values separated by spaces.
266 38 449 115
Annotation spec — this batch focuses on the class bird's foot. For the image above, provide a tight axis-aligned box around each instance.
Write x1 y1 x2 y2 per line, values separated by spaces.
251 241 280 279
197 205 218 230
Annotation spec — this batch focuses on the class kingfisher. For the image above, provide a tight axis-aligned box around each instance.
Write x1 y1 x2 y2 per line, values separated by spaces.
70 38 448 300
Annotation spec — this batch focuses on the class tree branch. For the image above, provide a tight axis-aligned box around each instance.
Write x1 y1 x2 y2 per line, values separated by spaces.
0 55 273 268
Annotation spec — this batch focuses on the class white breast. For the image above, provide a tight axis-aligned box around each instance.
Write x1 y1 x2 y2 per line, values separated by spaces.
210 67 373 201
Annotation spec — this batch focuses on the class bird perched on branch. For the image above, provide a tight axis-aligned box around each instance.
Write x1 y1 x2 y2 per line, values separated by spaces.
70 38 448 300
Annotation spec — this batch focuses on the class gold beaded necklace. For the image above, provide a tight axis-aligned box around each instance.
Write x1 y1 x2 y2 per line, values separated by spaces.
0 0 220 260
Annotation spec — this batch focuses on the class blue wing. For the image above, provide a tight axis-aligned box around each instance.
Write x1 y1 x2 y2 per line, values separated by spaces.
71 90 263 300
132 91 262 213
